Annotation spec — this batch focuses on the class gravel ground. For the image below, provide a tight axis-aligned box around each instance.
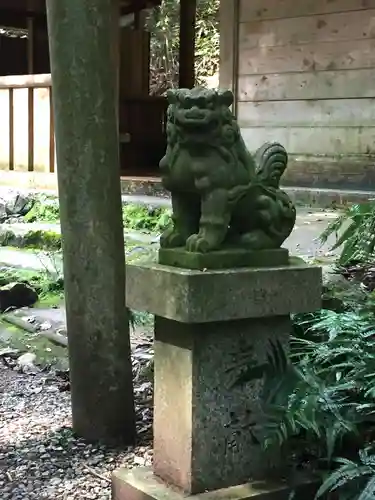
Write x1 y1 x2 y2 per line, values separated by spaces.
0 343 153 500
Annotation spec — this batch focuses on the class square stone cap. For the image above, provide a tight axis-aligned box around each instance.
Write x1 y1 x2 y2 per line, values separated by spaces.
126 258 322 323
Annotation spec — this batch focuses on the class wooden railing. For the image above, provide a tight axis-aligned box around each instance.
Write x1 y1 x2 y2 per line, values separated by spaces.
0 73 167 174
0 74 55 173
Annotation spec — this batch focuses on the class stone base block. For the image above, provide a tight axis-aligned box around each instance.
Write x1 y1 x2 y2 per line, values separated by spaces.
126 259 322 323
158 248 289 270
124 261 322 495
112 467 319 500
153 315 294 493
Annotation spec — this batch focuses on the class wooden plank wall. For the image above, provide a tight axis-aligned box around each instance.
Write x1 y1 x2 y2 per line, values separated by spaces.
119 27 150 97
237 0 375 164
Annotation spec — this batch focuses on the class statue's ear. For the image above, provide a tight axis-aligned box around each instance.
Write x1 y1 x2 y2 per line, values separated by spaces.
218 89 234 107
167 89 178 104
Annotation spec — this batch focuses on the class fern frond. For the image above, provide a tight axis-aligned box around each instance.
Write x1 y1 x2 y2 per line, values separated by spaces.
316 458 370 497
319 202 375 264
319 212 349 245
358 475 375 500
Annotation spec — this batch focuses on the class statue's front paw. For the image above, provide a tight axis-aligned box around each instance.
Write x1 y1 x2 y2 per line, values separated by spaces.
160 227 186 248
186 234 210 253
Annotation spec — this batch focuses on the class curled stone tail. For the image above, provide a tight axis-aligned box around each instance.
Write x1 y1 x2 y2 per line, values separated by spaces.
255 142 288 189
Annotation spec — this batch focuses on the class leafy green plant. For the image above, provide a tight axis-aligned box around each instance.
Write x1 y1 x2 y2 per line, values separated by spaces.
290 311 375 497
227 339 302 450
320 202 375 265
232 307 375 499
147 0 219 95
316 447 375 500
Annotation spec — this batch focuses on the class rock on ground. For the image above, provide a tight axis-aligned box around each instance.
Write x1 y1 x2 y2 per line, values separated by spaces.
0 190 33 223
0 283 38 312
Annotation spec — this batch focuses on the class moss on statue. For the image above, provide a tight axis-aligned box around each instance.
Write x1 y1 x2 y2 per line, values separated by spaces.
158 87 297 269
159 247 289 270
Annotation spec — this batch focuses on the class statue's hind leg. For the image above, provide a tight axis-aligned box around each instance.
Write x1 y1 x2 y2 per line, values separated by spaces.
238 230 279 250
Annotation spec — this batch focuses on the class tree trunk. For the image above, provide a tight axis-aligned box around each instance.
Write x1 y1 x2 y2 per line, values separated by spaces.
46 0 136 444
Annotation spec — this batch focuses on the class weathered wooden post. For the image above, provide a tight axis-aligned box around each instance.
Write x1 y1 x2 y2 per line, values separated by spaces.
112 88 322 499
178 0 196 89
46 0 136 444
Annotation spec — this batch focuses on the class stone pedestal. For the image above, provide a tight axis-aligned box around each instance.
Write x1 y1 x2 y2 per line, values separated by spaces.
113 259 322 500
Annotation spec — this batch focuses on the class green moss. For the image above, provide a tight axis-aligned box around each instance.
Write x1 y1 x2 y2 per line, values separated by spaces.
23 193 171 235
23 230 62 250
0 318 68 370
35 293 64 308
122 204 172 233
24 196 60 223
0 229 62 251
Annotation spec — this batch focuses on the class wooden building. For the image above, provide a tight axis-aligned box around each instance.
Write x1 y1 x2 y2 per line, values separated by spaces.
1 0 375 191
0 0 196 185
220 0 375 190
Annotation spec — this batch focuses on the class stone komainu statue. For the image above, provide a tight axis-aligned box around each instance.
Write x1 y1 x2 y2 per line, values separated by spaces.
159 87 296 254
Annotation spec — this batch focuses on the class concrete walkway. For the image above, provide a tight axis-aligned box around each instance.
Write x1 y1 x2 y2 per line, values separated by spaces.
0 248 61 273
122 194 171 207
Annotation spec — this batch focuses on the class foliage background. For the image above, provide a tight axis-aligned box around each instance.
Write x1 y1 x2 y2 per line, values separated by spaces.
146 0 220 95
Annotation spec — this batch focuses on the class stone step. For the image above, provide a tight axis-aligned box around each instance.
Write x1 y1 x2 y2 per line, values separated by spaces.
1 182 373 209
285 186 375 208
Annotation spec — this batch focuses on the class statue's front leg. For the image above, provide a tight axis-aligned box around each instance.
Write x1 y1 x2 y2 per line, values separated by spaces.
160 193 199 249
186 188 230 253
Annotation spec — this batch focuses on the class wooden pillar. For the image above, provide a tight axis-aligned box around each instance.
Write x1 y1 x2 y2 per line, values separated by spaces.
219 0 240 116
178 0 196 89
27 16 34 73
28 16 50 74
112 0 120 125
27 16 35 172
119 28 150 98
46 0 136 444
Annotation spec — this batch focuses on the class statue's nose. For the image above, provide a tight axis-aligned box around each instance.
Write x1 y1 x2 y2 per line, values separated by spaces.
185 106 204 119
